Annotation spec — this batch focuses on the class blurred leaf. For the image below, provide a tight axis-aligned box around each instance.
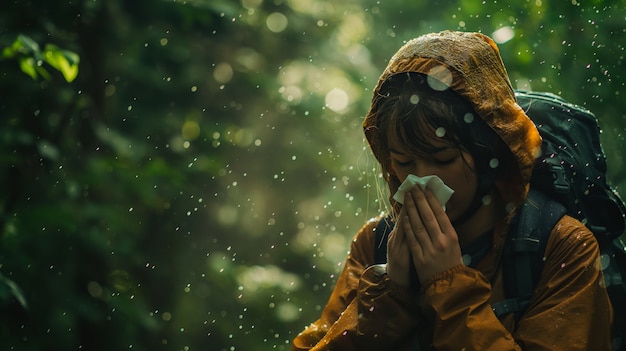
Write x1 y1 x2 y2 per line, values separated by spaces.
16 34 41 55
43 44 80 82
0 274 28 309
3 35 79 81
2 34 41 60
18 56 39 80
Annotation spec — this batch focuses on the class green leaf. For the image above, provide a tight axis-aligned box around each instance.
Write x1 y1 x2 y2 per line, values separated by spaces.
16 34 41 55
43 44 80 82
1 34 39 59
18 56 38 80
0 274 28 309
2 46 16 59
35 65 51 80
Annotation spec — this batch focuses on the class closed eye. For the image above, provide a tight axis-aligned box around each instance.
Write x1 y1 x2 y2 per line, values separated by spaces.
394 159 412 167
434 157 456 165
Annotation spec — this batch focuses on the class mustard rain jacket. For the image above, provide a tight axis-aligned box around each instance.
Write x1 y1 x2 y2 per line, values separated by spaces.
292 31 612 350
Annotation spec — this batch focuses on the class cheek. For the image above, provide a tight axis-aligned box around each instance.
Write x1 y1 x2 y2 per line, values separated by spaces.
449 176 477 202
442 164 478 212
389 163 410 182
395 170 410 183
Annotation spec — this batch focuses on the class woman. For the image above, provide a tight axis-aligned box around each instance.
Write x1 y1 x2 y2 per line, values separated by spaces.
292 31 612 350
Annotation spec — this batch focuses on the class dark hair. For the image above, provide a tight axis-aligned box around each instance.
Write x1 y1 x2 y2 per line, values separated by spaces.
367 72 512 219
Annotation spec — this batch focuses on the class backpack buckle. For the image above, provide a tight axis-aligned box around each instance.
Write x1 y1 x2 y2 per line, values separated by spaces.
550 164 569 194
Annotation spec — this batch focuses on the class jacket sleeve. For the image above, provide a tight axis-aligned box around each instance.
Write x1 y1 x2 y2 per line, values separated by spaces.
420 215 612 350
292 220 421 351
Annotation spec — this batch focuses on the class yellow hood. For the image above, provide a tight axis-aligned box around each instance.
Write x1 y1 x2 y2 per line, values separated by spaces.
363 30 542 208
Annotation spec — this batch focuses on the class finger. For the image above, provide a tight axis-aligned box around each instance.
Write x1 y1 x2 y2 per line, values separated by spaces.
388 207 406 247
386 207 413 286
409 187 442 238
423 189 455 235
388 207 408 254
403 190 430 260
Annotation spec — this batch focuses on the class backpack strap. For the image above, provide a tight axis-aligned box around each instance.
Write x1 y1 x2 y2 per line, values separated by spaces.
492 189 567 319
606 237 626 350
374 216 394 265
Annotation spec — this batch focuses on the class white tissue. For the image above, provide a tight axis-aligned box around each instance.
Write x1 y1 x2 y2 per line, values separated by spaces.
393 174 454 208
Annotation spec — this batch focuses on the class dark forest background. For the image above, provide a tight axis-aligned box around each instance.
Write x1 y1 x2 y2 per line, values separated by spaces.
1 0 625 350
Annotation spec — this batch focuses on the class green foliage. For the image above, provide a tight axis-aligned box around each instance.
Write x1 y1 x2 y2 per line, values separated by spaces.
0 273 27 309
0 0 624 350
2 34 79 82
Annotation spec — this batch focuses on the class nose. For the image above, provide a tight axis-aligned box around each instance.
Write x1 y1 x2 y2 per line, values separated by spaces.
408 161 434 178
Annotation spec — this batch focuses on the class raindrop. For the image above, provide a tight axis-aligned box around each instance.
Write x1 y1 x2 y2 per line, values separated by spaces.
409 94 419 105
462 254 472 266
599 254 611 271
87 281 103 298
505 202 516 213
489 158 499 168
266 12 288 33
435 127 446 137
213 63 233 83
482 195 492 205
241 0 263 10
182 121 200 140
426 65 453 91
492 26 515 44
325 88 349 112
463 113 474 123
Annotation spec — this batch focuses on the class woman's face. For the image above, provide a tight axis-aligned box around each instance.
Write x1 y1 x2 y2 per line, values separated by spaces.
387 127 478 223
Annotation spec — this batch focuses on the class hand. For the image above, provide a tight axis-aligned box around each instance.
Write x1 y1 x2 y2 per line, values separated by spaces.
402 186 462 286
385 205 413 287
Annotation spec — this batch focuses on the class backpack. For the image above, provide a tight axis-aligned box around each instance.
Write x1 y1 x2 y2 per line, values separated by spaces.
373 91 626 349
